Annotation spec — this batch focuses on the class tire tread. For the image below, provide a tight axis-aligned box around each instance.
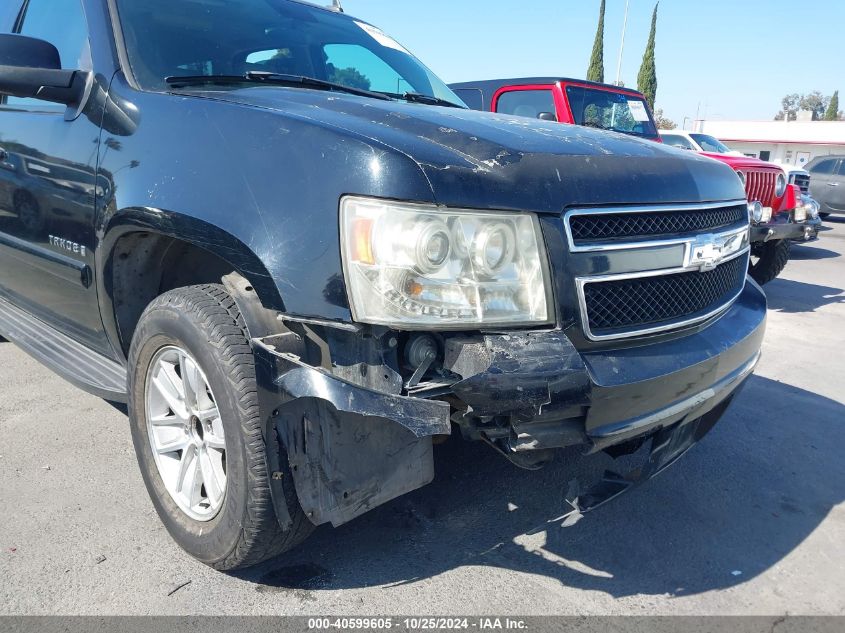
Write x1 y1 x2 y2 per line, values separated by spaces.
130 284 312 570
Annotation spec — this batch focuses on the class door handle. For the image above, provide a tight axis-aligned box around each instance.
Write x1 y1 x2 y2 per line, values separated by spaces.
829 182 840 186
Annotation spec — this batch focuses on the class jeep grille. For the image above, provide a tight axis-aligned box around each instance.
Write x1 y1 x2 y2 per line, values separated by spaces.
743 169 777 206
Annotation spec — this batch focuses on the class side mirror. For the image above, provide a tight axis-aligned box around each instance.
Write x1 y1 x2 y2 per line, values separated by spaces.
0 34 91 112
537 112 557 122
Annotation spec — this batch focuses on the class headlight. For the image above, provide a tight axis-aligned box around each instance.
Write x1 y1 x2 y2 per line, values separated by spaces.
748 201 764 223
799 195 820 220
340 196 552 328
775 173 787 197
736 170 747 187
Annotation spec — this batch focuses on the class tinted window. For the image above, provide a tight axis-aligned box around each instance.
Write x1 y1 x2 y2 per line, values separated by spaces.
661 134 695 150
496 89 556 119
114 0 465 107
5 0 89 109
323 44 404 93
453 88 483 111
837 161 845 176
809 159 836 175
565 85 657 138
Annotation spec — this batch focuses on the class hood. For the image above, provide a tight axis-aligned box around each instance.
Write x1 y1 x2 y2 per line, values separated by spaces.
191 87 747 212
699 151 782 172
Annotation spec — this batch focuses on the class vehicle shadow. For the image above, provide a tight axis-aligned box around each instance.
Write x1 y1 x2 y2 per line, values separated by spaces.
765 277 845 313
789 244 840 261
235 374 845 600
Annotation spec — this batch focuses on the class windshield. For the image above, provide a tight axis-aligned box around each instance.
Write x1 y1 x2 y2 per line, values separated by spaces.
690 134 732 154
565 85 658 138
114 0 465 106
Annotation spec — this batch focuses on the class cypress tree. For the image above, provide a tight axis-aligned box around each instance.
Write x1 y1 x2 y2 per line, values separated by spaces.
824 91 839 121
637 3 659 109
587 0 605 83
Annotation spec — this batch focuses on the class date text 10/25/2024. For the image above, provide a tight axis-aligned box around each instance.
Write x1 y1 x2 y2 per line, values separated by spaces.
307 618 529 630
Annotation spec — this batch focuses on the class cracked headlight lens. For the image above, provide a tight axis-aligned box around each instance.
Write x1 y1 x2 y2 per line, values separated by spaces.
340 196 552 328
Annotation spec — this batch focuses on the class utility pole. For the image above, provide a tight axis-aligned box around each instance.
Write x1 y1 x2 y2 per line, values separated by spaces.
615 0 630 86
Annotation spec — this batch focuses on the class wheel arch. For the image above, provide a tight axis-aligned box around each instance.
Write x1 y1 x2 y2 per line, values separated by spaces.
98 207 285 359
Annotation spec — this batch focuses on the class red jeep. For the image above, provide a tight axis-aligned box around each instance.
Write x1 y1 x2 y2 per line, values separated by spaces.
450 77 806 284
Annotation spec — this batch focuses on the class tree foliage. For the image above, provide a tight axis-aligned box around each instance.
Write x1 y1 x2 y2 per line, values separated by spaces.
328 67 371 91
774 93 800 121
824 91 841 121
800 91 828 120
637 4 659 110
586 0 605 83
775 91 843 121
654 108 676 130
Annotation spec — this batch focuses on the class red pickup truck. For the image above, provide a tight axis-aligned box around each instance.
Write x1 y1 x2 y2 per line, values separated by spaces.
450 77 661 141
449 77 811 284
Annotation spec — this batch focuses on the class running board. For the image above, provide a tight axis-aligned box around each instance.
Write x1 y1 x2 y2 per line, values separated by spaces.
0 296 128 402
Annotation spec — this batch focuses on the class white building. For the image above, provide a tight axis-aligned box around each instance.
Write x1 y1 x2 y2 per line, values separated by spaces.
695 119 845 168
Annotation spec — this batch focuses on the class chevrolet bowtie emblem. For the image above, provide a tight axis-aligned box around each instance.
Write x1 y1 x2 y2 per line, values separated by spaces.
690 235 726 271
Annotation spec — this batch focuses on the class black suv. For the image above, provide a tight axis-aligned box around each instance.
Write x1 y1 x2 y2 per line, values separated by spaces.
0 0 766 570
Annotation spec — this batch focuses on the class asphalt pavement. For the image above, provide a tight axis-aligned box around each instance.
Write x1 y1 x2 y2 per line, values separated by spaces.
1 221 844 616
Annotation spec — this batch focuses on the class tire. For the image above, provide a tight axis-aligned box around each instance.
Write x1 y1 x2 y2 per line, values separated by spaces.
128 284 313 570
749 239 791 286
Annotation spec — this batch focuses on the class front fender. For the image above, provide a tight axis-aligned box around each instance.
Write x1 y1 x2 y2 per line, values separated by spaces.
96 208 284 360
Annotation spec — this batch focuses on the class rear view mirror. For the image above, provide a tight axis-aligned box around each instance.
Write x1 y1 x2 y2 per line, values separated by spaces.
537 112 557 122
0 33 91 114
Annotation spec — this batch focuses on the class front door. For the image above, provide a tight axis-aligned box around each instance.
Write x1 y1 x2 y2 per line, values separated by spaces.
0 0 110 355
808 158 841 215
829 160 845 212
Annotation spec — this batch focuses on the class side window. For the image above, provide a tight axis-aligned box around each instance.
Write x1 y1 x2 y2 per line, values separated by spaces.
5 0 89 110
453 89 483 111
323 44 404 93
495 89 556 120
809 159 836 175
836 161 845 177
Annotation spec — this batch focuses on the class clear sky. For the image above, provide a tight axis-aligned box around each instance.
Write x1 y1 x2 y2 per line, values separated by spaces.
341 0 843 128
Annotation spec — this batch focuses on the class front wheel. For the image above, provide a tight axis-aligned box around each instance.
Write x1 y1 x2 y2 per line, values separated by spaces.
128 284 313 570
749 239 791 285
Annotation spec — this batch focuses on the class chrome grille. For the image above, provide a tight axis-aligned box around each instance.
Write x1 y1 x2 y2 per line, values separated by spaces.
569 204 747 244
583 254 748 336
790 173 811 194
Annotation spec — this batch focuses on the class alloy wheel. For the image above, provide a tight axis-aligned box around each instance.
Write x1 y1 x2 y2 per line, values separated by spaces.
144 346 227 521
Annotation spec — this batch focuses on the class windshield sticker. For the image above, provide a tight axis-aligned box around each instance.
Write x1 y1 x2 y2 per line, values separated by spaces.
628 100 650 122
355 21 410 54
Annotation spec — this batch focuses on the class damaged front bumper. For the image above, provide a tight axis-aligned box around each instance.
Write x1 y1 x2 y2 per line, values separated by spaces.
252 280 766 529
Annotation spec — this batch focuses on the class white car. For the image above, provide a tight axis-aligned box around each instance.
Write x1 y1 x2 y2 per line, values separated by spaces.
658 130 745 156
772 161 811 197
